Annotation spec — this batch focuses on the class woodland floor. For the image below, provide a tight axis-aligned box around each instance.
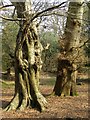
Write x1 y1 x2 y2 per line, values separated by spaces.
0 72 89 119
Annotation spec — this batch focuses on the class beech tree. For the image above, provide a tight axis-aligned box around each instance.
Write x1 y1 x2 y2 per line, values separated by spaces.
53 0 84 96
1 0 66 111
3 1 47 111
87 2 90 61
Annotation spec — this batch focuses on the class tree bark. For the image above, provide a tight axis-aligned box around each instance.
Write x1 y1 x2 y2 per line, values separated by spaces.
87 2 90 47
5 1 46 111
53 0 84 96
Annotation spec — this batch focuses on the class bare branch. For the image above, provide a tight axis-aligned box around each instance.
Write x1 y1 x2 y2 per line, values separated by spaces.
0 4 14 10
11 7 16 18
79 40 89 48
0 1 67 22
65 40 89 56
38 11 67 17
31 1 67 21
0 15 26 21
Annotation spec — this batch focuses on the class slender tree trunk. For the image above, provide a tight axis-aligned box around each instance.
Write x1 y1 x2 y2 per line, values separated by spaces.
53 0 84 96
5 1 46 111
88 2 90 44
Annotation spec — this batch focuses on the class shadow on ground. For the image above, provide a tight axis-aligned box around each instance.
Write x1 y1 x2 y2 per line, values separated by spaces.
77 78 90 85
0 100 10 109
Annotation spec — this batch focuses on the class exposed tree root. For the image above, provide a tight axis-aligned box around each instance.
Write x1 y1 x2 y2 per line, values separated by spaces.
35 93 47 112
4 91 47 112
4 94 19 111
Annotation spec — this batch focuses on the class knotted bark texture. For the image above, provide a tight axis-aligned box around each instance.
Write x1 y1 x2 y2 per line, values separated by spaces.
5 22 47 112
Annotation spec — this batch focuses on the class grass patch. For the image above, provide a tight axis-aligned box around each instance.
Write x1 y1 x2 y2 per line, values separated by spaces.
40 77 56 86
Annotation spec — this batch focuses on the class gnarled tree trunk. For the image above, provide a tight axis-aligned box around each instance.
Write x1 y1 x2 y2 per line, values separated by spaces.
5 1 46 111
53 0 84 96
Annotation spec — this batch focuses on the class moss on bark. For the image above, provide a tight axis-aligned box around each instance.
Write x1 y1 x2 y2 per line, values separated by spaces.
53 59 77 96
5 21 47 112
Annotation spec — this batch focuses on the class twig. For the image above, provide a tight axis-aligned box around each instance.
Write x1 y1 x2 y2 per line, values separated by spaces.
31 1 67 21
0 15 26 21
0 4 14 10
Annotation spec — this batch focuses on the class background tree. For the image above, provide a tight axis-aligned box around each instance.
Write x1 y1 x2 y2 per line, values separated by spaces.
53 0 84 96
77 1 90 73
39 6 67 73
2 21 18 74
85 2 90 67
0 19 2 73
40 29 59 72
